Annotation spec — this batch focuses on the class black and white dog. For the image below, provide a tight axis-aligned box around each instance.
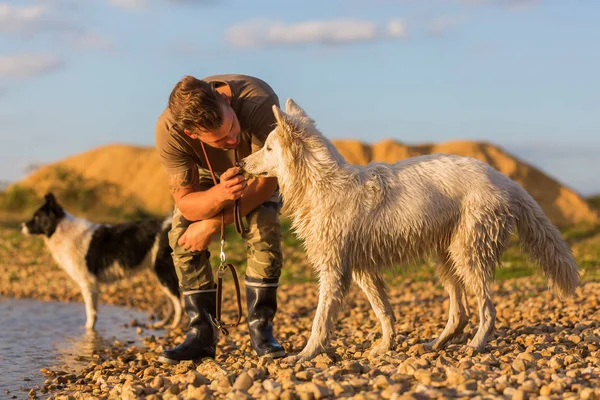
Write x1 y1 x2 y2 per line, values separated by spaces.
21 193 182 330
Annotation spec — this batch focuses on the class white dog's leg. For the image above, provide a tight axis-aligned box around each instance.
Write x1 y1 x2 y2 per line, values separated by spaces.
426 279 469 350
352 272 395 357
81 283 99 330
468 294 495 352
460 249 497 352
452 218 502 352
284 268 352 363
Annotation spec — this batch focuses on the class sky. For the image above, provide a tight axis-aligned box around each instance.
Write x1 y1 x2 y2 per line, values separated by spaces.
0 0 598 195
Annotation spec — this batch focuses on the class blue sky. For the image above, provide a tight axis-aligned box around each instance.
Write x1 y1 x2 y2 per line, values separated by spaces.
0 0 598 195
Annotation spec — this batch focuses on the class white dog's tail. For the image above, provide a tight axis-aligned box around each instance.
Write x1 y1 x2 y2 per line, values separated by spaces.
514 188 580 298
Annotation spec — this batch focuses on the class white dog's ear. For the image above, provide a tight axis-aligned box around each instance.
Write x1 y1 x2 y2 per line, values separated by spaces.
272 104 307 143
285 98 306 117
272 105 289 128
285 98 315 125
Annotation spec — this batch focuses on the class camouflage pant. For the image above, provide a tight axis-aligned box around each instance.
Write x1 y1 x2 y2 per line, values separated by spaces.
168 169 283 291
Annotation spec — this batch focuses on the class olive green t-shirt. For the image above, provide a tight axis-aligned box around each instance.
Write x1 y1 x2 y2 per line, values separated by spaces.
155 74 279 176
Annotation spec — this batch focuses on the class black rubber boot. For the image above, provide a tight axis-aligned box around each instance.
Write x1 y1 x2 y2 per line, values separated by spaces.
158 288 217 364
246 278 286 358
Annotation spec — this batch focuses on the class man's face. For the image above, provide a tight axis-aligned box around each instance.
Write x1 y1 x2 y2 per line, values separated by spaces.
195 102 241 150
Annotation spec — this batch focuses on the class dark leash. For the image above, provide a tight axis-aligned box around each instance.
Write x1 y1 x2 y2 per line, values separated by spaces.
200 142 247 336
233 150 248 236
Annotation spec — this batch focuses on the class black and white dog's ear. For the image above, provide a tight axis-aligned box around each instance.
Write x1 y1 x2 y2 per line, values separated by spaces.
44 192 56 204
44 192 64 214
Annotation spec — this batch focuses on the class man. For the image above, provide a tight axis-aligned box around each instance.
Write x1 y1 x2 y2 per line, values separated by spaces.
155 74 285 364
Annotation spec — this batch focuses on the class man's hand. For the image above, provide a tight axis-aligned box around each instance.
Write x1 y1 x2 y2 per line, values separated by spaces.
216 167 248 201
178 219 221 252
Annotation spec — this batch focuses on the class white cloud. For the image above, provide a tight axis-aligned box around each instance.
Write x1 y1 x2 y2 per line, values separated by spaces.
0 3 113 52
0 53 64 79
227 18 408 49
387 20 407 38
0 3 76 36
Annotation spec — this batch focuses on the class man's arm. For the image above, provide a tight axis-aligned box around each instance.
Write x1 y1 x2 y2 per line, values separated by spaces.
167 167 230 221
168 166 253 222
176 174 278 252
218 175 278 225
186 172 277 226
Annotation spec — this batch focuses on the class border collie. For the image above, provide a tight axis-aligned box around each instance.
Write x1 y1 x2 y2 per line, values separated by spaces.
21 193 182 331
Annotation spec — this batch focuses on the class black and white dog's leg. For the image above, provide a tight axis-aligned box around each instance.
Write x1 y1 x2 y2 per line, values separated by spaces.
151 286 182 329
80 282 99 330
152 235 182 329
168 291 183 329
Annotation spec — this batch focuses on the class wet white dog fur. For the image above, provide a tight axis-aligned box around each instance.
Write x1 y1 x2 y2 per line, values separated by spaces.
240 99 580 363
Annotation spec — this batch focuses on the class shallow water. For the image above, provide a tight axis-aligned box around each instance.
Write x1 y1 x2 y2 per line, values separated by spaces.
0 297 159 399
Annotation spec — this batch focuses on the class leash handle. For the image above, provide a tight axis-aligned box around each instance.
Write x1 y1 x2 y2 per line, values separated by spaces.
211 262 243 336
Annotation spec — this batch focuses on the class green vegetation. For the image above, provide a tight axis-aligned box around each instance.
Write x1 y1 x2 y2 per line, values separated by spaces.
0 185 40 212
588 194 600 212
0 166 161 223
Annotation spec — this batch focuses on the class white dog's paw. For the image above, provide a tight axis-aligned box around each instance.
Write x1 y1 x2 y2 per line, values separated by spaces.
367 342 391 358
149 320 167 329
281 354 302 365
465 342 487 354
423 339 439 351
281 350 315 365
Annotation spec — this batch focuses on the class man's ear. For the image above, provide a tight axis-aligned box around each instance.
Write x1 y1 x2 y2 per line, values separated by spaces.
183 129 198 140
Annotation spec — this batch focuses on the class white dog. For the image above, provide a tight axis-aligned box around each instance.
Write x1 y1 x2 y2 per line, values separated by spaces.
239 99 580 363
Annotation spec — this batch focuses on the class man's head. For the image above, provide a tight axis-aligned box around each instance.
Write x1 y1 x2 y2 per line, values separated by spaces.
168 76 241 149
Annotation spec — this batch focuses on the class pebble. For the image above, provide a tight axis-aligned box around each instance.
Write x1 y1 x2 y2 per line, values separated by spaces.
233 372 253 391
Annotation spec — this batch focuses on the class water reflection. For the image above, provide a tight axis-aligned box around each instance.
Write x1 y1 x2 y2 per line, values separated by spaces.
55 329 112 366
0 297 155 399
